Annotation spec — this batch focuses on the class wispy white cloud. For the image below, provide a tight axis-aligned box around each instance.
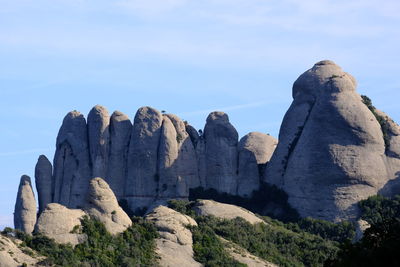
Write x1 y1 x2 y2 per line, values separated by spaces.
0 148 52 157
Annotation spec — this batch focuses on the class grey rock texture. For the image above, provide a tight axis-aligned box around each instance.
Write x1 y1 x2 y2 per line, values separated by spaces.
53 110 91 208
14 175 37 234
35 155 53 214
87 105 110 179
237 132 277 197
125 107 163 212
204 112 239 194
35 203 86 245
193 199 265 224
145 206 201 267
106 111 132 199
0 235 43 267
85 178 132 235
265 60 400 221
185 124 200 147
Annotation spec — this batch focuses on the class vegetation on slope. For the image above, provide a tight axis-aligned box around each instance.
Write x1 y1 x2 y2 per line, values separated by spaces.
361 94 391 148
326 194 400 267
2 216 158 266
168 199 344 267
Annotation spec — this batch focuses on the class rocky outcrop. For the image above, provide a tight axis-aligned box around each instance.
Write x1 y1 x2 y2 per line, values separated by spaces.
265 60 400 221
35 203 86 245
193 199 265 224
85 178 132 235
0 235 43 267
204 112 239 194
53 111 91 208
35 155 53 213
237 132 277 197
125 107 163 212
87 105 110 179
14 175 36 234
145 206 201 267
106 111 132 199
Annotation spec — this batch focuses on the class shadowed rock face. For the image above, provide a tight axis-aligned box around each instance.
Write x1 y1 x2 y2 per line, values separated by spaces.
87 105 110 179
35 155 53 214
53 111 91 208
237 132 277 197
203 112 239 194
14 175 36 234
265 60 400 221
125 107 163 211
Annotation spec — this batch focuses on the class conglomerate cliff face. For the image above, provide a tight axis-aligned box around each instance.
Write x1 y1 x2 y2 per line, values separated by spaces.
14 60 400 234
264 60 400 221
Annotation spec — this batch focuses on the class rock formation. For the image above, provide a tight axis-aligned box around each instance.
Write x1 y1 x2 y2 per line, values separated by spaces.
53 110 91 208
106 111 132 199
35 203 86 245
35 155 53 213
85 177 132 235
264 60 400 221
193 199 265 224
237 132 277 197
87 105 110 179
0 235 43 266
125 107 163 212
14 175 36 234
203 111 239 194
145 206 201 267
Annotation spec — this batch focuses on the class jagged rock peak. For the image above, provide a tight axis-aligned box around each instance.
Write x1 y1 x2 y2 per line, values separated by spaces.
14 175 37 234
85 177 132 235
88 105 110 178
35 155 53 214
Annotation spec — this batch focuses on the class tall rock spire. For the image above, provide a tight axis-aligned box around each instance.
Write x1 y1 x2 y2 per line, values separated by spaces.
125 107 163 212
14 175 37 234
203 111 239 194
87 105 110 178
35 155 53 213
106 111 132 199
53 110 91 208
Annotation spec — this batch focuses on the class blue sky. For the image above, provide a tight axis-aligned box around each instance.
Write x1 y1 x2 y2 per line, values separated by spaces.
1 0 400 229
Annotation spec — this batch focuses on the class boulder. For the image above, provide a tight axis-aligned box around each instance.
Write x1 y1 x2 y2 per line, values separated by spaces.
35 203 86 245
193 199 265 224
53 110 91 208
85 178 132 235
237 132 277 197
265 60 400 221
145 206 201 267
125 107 163 212
106 111 132 199
185 124 200 147
87 105 110 179
35 155 53 214
14 175 37 234
204 112 239 194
